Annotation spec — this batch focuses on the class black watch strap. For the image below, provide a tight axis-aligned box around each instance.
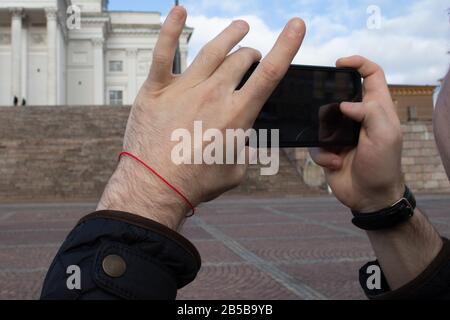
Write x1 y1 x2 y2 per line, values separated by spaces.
351 186 416 231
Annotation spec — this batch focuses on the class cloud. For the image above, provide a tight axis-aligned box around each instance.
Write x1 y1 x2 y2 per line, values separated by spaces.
185 0 449 85
186 14 281 62
184 0 261 16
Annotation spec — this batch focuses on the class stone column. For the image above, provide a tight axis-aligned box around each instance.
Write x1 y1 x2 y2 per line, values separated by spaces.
92 38 105 105
45 8 57 105
10 7 23 104
21 23 28 102
180 49 188 72
126 48 137 105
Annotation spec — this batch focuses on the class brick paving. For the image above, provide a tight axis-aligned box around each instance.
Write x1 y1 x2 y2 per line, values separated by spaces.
0 195 449 300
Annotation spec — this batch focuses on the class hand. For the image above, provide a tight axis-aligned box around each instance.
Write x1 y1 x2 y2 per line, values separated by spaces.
434 70 450 178
97 6 306 229
309 56 405 213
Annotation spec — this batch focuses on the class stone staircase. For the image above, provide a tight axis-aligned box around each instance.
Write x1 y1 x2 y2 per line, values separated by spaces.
0 106 324 202
229 150 324 196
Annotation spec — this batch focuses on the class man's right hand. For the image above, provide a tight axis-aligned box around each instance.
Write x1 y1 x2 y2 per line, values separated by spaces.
309 57 447 292
309 56 405 213
98 6 306 230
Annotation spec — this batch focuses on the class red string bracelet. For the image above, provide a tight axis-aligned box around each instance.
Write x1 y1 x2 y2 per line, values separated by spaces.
118 152 196 218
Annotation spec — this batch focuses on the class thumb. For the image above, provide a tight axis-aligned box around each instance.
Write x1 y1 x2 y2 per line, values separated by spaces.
340 101 387 131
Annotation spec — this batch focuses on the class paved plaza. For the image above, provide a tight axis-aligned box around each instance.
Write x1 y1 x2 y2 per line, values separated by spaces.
0 195 449 300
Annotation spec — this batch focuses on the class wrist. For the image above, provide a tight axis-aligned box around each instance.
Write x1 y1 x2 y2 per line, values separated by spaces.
97 157 190 231
352 182 406 214
366 209 444 290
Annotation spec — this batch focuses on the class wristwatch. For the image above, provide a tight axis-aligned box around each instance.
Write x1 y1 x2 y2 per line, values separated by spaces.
351 186 416 231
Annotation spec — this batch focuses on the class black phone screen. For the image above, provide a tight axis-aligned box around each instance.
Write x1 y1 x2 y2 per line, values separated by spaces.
238 64 363 148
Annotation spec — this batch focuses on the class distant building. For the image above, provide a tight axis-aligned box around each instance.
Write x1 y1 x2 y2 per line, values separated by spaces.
0 0 193 106
389 85 437 121
0 0 438 118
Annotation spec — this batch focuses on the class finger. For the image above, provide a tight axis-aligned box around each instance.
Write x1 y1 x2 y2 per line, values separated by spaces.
340 101 388 132
336 55 395 115
147 6 187 89
336 55 387 91
236 18 306 123
209 47 262 90
185 20 250 82
309 148 343 170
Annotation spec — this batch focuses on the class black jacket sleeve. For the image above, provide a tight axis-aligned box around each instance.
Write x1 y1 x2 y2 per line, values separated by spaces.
40 210 201 300
359 238 450 299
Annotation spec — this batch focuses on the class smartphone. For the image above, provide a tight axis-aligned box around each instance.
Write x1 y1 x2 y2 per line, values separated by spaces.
238 63 363 148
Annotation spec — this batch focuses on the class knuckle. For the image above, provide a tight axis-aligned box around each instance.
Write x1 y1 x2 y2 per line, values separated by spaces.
239 47 262 60
372 62 385 76
199 46 223 66
373 62 382 71
152 52 170 67
259 60 282 83
354 55 368 66
200 84 223 104
228 48 261 73
159 27 175 41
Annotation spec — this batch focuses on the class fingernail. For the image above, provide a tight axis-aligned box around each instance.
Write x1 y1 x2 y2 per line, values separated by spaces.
232 20 249 31
287 18 304 37
171 6 185 21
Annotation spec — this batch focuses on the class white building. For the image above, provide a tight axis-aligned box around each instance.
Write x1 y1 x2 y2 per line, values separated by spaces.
0 0 192 106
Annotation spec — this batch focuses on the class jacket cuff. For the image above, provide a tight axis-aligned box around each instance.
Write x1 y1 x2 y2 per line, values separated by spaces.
360 238 450 300
41 210 201 300
78 210 201 272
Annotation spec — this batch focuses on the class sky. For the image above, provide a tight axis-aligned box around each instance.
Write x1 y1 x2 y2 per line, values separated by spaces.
108 0 450 85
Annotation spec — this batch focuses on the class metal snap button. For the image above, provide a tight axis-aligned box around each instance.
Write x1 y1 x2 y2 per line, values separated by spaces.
102 254 127 278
